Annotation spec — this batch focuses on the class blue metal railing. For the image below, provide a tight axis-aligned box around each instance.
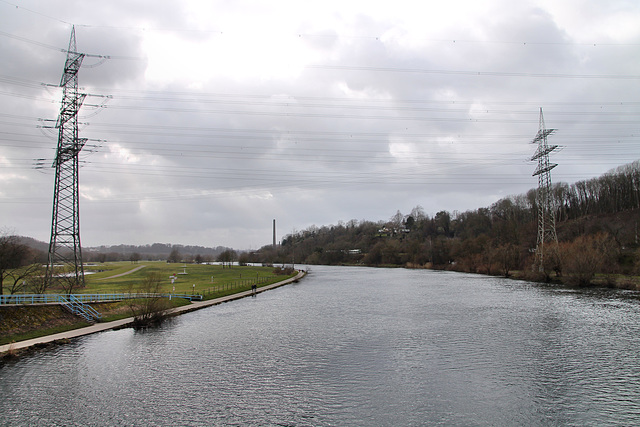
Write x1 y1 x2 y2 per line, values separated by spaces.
0 294 63 304
0 292 202 323
59 295 102 322
0 292 202 306
69 295 102 320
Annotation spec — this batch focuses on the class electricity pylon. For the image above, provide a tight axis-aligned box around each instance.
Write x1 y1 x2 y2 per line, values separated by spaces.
530 108 559 273
45 27 87 289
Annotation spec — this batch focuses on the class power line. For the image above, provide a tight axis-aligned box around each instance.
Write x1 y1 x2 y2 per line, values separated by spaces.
306 64 640 80
4 72 640 109
0 28 141 60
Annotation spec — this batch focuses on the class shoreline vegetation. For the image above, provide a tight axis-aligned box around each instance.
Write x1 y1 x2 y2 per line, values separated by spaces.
0 263 302 357
253 162 640 290
406 262 640 291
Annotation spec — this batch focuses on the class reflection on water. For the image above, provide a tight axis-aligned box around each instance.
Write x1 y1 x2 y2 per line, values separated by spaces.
2 266 640 426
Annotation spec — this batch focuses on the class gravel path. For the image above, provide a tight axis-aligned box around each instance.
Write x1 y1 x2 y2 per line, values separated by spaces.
97 265 147 280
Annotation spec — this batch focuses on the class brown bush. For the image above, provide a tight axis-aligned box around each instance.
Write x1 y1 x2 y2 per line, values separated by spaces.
127 273 171 327
561 233 617 286
273 266 295 275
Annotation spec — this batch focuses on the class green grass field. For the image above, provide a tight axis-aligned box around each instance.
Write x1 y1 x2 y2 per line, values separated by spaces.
81 261 294 297
0 262 299 346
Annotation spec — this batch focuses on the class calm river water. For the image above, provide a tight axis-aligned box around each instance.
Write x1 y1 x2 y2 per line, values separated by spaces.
2 266 640 426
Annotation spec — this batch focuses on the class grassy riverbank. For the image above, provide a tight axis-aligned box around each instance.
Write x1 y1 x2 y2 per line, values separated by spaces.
1 262 297 346
0 299 192 346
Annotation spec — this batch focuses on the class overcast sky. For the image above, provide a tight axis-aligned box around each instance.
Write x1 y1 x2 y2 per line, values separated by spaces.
1 0 639 250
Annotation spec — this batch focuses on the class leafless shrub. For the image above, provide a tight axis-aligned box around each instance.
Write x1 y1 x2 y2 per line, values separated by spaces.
127 273 171 327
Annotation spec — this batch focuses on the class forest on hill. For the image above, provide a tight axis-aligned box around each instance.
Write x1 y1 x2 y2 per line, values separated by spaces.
252 161 640 288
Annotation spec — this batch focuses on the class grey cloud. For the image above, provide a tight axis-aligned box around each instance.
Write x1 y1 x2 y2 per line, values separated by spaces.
1 1 639 249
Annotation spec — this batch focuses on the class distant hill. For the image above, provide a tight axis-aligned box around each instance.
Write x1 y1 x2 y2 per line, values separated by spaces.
88 243 231 258
16 236 49 254
15 238 233 263
253 160 640 287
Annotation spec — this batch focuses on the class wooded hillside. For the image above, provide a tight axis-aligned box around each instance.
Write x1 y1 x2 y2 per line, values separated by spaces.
253 161 640 287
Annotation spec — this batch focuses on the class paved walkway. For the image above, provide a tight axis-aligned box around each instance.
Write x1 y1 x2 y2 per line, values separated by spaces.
0 270 305 355
97 265 147 280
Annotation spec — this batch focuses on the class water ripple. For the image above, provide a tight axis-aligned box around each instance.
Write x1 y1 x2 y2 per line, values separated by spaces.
2 266 640 425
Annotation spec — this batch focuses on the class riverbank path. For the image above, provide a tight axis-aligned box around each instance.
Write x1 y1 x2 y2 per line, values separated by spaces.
0 270 306 355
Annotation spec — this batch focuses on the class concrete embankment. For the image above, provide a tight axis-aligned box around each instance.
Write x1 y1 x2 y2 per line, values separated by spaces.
0 270 306 355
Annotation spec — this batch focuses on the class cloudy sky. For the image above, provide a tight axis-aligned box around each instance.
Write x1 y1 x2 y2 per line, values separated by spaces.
1 0 639 250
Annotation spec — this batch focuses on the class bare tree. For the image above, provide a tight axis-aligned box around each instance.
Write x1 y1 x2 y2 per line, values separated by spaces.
130 252 141 263
4 263 44 295
494 243 520 278
0 233 34 296
410 205 427 221
127 273 171 327
217 249 238 268
57 265 84 296
29 270 49 294
562 233 615 286
390 210 404 231
167 247 181 263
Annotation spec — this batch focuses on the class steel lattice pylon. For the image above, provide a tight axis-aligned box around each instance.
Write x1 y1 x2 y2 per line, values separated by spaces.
530 108 559 273
45 27 87 289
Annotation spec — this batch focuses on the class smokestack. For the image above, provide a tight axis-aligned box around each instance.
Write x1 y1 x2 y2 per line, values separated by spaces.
273 219 276 248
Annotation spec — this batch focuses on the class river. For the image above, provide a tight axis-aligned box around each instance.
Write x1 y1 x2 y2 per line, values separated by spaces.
2 266 640 426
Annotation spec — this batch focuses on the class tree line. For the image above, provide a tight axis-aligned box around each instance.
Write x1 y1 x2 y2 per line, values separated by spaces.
87 243 232 263
253 160 640 287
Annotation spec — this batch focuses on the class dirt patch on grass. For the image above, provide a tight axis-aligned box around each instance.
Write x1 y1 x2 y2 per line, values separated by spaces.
91 301 136 319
